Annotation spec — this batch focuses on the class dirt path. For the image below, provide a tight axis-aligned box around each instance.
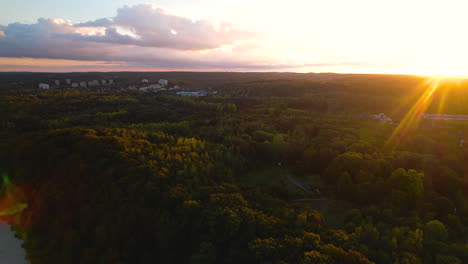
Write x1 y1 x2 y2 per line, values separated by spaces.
285 172 312 193
285 172 332 201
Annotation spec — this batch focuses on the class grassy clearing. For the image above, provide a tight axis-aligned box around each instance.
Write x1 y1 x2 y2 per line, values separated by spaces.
239 166 312 199
239 166 284 185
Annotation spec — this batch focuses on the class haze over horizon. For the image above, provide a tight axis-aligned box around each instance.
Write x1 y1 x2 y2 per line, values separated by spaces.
1 0 468 75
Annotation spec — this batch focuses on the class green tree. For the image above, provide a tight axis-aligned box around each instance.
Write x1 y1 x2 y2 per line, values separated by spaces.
337 172 355 200
303 251 331 264
424 220 448 242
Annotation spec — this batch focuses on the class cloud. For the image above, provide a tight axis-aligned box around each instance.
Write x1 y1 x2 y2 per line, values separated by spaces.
0 18 252 69
0 3 353 71
0 4 273 70
72 4 250 50
75 18 112 27
56 27 137 46
0 18 117 61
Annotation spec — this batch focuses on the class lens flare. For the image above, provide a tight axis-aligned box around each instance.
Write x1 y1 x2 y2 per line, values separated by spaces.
0 173 28 219
385 78 441 149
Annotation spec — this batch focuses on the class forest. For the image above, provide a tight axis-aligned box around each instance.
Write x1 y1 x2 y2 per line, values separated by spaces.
1 72 468 264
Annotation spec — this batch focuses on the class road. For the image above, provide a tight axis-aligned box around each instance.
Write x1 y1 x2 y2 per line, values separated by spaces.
285 172 331 201
285 173 312 193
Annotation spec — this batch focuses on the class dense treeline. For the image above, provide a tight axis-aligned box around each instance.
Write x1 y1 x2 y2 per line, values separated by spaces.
1 73 468 263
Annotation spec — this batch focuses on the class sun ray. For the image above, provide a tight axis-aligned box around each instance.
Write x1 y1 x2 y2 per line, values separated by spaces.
0 173 28 223
436 83 449 115
385 77 440 149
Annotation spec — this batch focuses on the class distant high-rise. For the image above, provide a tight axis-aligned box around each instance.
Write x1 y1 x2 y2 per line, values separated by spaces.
38 83 50 89
109 80 114 85
80 82 87 87
102 80 107 85
54 80 60 86
71 83 79 88
88 80 99 87
66 79 71 85
142 79 149 84
158 79 168 87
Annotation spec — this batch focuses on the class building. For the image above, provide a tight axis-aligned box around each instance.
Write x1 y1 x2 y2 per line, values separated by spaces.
54 80 60 86
149 84 163 89
66 79 71 85
80 82 87 87
423 114 468 121
158 79 168 87
71 83 79 88
176 91 208 97
109 80 114 85
38 83 50 89
142 79 149 84
373 113 393 124
88 80 99 87
102 80 107 85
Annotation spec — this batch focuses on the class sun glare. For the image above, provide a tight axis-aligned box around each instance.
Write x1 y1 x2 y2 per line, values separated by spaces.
385 77 441 148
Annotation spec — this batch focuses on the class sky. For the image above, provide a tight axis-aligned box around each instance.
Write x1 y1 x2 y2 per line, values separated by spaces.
1 0 468 75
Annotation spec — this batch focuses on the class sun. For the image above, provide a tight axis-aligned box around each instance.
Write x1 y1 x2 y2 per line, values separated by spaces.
384 74 468 149
406 55 468 78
